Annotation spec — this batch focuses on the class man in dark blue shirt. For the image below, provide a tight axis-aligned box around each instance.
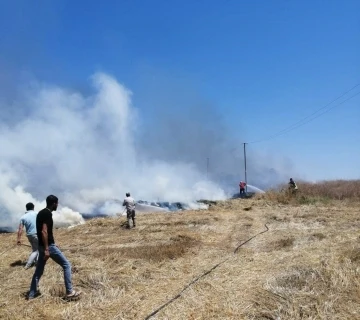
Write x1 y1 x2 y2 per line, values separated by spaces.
28 195 81 300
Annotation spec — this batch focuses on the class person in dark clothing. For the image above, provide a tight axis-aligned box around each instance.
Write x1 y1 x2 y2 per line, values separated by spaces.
28 195 81 300
288 178 298 194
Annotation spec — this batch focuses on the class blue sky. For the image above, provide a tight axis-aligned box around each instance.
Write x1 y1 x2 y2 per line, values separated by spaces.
0 0 359 181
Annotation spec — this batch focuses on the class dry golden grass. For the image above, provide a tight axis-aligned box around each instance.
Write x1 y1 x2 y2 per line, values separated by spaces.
0 197 359 319
298 180 360 199
257 179 360 205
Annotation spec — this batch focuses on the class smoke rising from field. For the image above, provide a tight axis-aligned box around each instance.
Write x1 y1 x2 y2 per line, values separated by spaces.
0 72 293 230
0 73 231 229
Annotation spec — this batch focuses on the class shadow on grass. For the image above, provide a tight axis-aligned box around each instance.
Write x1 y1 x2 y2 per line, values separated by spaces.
10 260 26 267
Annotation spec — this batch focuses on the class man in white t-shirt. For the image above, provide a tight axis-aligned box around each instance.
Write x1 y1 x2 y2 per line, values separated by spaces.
122 192 136 228
17 203 38 270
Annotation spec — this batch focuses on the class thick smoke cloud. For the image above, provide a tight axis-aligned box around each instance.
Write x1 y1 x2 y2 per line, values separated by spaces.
0 73 228 229
0 72 294 230
136 72 293 193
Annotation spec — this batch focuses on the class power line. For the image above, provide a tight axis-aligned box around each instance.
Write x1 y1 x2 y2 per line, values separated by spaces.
248 84 360 144
274 83 360 134
250 90 360 143
274 91 360 136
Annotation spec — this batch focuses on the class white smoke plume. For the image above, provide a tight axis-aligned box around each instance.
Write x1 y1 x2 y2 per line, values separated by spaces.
0 175 84 228
0 73 226 230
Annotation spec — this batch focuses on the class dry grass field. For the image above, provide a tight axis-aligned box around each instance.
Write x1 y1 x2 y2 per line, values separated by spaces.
266 179 360 204
1 187 359 319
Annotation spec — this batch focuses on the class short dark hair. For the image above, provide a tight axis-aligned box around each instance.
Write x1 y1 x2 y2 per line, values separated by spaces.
126 192 130 197
26 202 34 211
46 195 58 206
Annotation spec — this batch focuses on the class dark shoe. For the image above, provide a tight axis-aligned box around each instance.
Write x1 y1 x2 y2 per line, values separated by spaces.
63 290 82 301
27 290 41 300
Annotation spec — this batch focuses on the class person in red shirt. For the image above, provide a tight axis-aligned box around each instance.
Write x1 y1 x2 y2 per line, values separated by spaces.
239 181 246 195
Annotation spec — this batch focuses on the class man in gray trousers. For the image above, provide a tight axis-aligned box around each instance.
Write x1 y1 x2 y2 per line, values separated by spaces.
17 202 38 269
123 192 136 228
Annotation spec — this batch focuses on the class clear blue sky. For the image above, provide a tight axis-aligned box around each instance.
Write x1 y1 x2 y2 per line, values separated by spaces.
0 0 359 180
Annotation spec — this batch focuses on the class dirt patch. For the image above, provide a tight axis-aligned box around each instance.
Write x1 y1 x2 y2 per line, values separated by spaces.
263 237 295 252
340 247 360 263
269 215 290 223
311 232 326 241
95 234 200 262
156 218 211 227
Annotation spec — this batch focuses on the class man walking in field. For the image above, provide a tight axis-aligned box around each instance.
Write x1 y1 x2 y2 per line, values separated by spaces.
123 192 136 228
28 195 81 300
17 203 38 270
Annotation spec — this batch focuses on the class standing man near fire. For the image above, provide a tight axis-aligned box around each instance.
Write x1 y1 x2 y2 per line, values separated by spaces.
17 202 38 270
123 192 136 228
239 181 247 196
288 178 298 194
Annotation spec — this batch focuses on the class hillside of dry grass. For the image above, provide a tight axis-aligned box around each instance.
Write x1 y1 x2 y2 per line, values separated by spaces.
296 180 360 199
0 197 359 320
259 179 360 205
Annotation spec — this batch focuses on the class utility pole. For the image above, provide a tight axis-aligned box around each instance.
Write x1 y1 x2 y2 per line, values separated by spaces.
206 157 209 179
243 143 248 193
